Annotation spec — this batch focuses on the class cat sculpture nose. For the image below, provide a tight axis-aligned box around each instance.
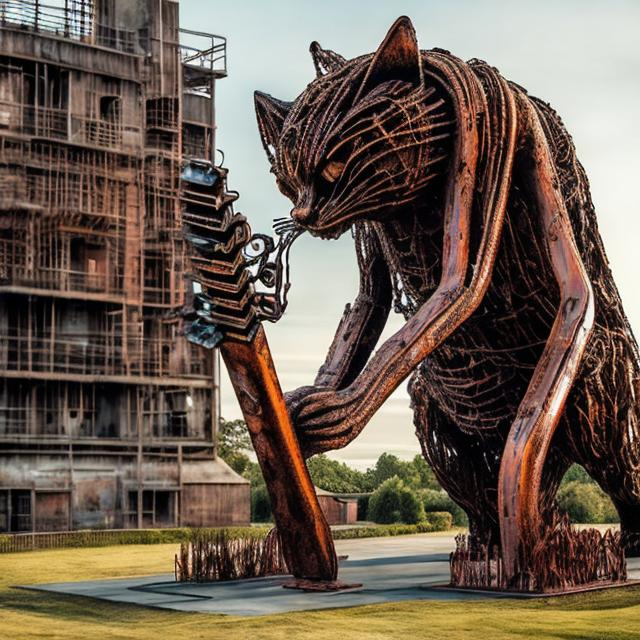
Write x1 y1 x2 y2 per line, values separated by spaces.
291 190 316 224
291 205 314 223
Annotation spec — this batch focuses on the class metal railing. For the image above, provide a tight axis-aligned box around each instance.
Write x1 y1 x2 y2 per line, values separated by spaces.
0 99 140 150
0 0 137 53
1 4 227 63
0 330 212 379
0 260 123 295
179 28 227 78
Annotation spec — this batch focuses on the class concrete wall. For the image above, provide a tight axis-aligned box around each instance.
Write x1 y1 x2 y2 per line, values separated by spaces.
35 491 70 531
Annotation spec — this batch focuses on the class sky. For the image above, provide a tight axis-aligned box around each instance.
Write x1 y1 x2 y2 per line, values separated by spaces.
180 1 640 470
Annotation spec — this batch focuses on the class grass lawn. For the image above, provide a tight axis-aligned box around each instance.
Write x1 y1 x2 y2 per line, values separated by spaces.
0 537 639 640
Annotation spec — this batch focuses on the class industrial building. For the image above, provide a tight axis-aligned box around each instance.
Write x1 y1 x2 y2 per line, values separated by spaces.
0 0 250 532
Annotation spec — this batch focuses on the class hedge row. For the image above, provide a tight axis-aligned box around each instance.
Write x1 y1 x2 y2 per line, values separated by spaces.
0 526 270 553
333 512 453 539
0 512 453 553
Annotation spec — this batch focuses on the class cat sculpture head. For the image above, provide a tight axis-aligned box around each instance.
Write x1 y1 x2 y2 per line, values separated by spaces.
254 17 453 239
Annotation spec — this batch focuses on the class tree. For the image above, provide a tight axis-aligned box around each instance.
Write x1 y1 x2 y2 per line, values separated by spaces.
217 417 251 458
561 464 592 485
251 485 272 522
241 459 264 487
363 453 441 491
217 417 252 474
236 458 271 524
307 454 368 493
364 453 413 489
410 454 440 490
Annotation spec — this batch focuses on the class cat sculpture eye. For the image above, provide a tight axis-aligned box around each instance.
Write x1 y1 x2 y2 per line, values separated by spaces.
320 160 345 183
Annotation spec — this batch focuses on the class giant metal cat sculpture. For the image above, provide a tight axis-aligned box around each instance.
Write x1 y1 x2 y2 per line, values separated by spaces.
254 17 640 580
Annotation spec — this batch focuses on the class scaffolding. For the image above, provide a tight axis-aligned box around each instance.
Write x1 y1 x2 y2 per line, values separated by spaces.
0 0 246 533
0 0 137 52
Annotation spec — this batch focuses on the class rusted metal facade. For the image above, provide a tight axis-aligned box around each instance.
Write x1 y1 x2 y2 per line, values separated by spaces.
0 0 250 532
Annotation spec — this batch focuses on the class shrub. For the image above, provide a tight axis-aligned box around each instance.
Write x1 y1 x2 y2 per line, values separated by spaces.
399 486 425 524
367 476 425 524
422 489 468 527
423 511 453 531
557 481 620 524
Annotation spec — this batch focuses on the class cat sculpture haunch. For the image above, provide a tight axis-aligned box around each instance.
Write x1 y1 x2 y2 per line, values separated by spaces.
254 17 640 580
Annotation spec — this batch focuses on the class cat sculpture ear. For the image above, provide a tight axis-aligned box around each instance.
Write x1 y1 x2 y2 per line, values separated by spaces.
254 92 292 164
309 41 347 77
355 16 423 101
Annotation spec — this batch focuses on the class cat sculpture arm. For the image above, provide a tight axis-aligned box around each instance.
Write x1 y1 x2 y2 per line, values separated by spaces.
284 26 521 456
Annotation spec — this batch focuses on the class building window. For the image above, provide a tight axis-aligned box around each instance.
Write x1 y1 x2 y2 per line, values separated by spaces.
126 489 177 528
0 489 33 532
99 95 120 123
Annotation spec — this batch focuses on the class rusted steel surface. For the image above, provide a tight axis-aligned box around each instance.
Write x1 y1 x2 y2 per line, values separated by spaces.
220 330 337 581
254 16 640 589
181 160 338 583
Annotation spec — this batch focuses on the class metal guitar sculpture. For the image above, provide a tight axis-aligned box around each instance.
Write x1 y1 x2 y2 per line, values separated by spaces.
253 17 640 590
181 160 340 587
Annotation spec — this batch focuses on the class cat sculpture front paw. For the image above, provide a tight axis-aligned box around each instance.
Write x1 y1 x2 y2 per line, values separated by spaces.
285 385 362 457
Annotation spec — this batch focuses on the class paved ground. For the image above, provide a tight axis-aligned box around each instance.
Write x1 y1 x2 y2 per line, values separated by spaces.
27 534 640 617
